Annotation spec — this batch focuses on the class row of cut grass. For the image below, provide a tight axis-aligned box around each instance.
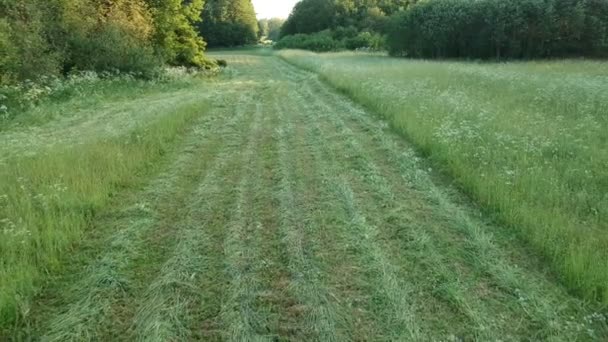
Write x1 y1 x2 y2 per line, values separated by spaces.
277 50 608 305
0 95 208 327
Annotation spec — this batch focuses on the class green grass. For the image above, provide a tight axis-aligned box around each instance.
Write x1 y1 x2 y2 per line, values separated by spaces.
277 50 608 305
3 50 607 340
0 77 210 327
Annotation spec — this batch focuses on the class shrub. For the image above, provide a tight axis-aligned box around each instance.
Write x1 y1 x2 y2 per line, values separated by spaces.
0 0 212 85
344 31 386 51
275 31 343 52
387 0 608 59
66 24 161 77
275 30 386 52
0 1 62 83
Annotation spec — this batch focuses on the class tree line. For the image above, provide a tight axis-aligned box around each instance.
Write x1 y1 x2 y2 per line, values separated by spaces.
275 0 416 51
275 0 608 59
0 0 260 85
388 0 608 59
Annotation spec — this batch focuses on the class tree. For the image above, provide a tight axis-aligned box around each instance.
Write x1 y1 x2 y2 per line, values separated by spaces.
280 0 336 37
200 0 259 47
259 18 285 41
144 0 212 68
266 18 285 42
258 19 269 39
280 0 415 38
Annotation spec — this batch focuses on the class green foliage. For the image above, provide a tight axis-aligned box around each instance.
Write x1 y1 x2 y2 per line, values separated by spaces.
344 31 386 50
275 31 343 52
387 0 608 59
258 19 269 39
280 0 416 37
275 29 386 52
278 0 409 51
200 0 259 47
66 25 160 76
280 0 337 37
0 1 62 82
0 0 212 84
145 0 214 68
258 18 285 42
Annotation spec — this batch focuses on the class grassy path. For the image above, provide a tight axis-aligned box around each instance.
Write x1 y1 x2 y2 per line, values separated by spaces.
12 51 607 341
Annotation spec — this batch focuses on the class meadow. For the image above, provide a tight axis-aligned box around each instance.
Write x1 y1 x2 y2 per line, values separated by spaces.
0 70 215 327
278 50 608 305
0 50 607 340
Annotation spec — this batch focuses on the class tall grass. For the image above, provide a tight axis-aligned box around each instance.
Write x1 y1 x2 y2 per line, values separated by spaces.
278 50 608 305
0 93 208 326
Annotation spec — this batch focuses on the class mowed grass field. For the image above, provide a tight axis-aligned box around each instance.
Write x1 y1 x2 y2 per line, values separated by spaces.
1 50 607 340
278 50 608 305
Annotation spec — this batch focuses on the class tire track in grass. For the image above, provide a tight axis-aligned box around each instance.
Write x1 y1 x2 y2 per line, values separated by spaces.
305 73 608 340
300 80 497 339
220 89 281 341
304 77 536 339
276 59 376 340
296 68 606 340
36 93 250 341
130 93 257 341
288 77 426 341
272 85 346 341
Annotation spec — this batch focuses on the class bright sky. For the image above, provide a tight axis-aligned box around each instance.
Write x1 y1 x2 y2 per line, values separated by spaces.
252 0 299 19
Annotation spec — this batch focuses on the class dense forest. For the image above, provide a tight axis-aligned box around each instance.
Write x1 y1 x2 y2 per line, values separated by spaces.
275 0 608 58
3 0 608 85
275 0 414 51
0 0 261 85
199 0 259 47
387 0 608 58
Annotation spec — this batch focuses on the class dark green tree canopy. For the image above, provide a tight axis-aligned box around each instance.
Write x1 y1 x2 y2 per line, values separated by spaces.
0 0 213 83
200 0 259 47
280 0 416 38
276 0 416 51
281 0 337 37
386 0 608 59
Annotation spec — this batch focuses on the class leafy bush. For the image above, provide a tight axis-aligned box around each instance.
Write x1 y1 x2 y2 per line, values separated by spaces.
0 1 62 83
275 30 386 52
344 31 386 51
66 24 161 77
387 0 608 59
0 0 213 86
275 31 344 52
146 0 213 68
200 0 259 47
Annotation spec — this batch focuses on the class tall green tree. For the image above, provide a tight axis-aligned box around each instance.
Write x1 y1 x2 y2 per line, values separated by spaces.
258 17 285 41
63 0 160 74
200 0 259 47
258 18 269 39
280 0 336 37
145 0 212 67
280 0 415 38
266 18 286 41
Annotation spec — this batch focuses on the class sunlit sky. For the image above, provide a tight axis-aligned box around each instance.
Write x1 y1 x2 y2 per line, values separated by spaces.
252 0 299 19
